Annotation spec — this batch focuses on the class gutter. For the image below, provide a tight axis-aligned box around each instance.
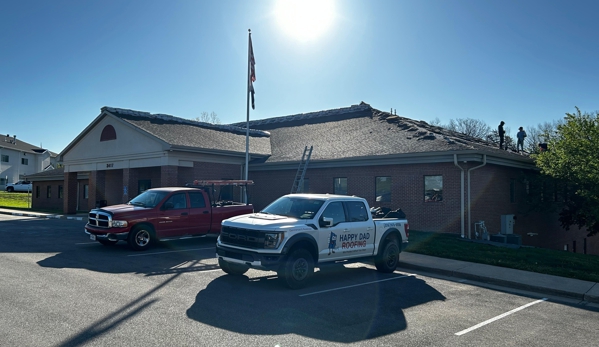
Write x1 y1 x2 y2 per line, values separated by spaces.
467 154 487 239
453 154 465 238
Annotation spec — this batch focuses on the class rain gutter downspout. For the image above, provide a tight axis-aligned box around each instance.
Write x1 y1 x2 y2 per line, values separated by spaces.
467 154 487 239
453 154 465 238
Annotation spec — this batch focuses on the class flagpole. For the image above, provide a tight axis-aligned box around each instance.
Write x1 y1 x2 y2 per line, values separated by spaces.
244 29 251 203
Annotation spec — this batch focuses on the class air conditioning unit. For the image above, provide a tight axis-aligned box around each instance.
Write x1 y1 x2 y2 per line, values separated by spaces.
500 214 515 234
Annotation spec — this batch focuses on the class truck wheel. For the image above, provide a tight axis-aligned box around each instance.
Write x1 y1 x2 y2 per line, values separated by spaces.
375 237 400 273
218 258 249 275
128 226 154 251
6 187 14 192
278 248 314 289
98 239 118 246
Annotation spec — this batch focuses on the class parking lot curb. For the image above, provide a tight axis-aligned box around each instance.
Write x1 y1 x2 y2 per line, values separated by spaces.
0 209 85 221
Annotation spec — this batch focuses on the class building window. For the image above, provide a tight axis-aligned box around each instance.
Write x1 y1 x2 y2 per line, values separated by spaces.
21 158 28 165
36 186 40 198
138 180 151 195
0 178 5 185
510 179 516 203
46 186 51 198
375 177 391 202
333 177 347 195
58 185 63 199
100 125 117 141
1 155 8 163
83 184 89 199
424 175 443 202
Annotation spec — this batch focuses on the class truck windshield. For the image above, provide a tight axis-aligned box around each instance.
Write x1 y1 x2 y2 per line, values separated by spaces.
128 190 169 208
260 197 325 219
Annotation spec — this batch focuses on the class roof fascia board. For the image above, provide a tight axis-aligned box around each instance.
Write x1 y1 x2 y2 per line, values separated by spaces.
169 145 270 158
250 151 536 171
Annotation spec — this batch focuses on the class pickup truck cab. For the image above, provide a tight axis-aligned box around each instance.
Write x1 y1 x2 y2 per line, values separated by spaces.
5 180 32 192
216 194 408 289
85 186 253 251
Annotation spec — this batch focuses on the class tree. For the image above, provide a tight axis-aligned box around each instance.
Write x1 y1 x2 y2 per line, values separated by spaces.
533 107 599 236
194 111 221 124
524 120 562 153
445 118 491 139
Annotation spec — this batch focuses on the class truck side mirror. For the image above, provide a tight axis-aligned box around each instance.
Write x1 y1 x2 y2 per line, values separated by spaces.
320 217 334 228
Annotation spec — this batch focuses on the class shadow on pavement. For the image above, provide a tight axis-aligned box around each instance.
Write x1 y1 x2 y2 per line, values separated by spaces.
186 266 446 343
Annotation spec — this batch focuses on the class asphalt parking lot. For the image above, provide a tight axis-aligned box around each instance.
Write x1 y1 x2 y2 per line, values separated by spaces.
1 214 599 347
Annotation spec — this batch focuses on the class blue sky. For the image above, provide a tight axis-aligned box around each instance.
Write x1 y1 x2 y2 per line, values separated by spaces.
1 0 598 153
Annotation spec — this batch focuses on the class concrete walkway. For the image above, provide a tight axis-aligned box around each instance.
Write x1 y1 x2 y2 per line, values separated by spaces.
1 207 598 303
0 207 86 220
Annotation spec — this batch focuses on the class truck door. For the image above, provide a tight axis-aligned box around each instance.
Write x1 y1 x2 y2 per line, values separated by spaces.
344 200 375 256
188 191 211 235
156 192 189 238
318 201 350 261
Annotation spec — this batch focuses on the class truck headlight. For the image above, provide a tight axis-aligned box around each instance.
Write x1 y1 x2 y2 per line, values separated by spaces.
264 232 284 249
111 220 128 228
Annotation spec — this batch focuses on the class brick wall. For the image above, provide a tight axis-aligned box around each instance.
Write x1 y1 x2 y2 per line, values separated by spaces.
32 181 63 211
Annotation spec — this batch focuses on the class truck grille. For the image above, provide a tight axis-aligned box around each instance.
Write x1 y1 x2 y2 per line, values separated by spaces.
220 226 265 249
88 210 111 228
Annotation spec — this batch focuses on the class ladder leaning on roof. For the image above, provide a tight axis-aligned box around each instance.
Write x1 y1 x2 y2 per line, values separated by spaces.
290 146 313 194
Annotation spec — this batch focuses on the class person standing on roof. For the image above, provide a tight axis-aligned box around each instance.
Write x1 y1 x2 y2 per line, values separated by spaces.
517 126 527 153
498 121 506 150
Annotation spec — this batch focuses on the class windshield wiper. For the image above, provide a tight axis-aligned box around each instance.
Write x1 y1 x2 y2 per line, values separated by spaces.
130 202 146 207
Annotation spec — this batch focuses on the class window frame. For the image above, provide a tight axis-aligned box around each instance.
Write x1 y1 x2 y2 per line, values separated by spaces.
333 177 348 195
424 175 443 202
375 176 392 203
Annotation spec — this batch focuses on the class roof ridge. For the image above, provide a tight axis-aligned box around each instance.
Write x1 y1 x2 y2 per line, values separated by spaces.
101 106 271 137
231 102 372 127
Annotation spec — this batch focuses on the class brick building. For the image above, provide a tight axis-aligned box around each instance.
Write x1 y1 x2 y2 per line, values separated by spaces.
27 103 598 255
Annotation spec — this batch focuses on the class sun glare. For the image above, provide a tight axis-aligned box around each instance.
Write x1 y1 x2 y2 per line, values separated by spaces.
274 0 336 42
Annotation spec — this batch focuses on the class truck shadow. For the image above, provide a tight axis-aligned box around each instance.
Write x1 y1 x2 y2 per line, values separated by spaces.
186 266 446 343
36 235 220 275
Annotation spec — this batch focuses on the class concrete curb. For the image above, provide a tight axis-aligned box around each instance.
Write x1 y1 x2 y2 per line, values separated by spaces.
399 252 599 304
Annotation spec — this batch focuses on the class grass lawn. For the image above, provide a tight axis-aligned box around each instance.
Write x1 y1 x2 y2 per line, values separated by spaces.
406 230 599 283
0 191 32 208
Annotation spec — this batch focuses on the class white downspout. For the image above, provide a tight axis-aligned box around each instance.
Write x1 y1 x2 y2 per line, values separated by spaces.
467 154 487 239
453 154 465 238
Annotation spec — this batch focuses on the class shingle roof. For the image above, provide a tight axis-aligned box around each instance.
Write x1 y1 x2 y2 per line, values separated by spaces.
236 102 528 163
0 133 56 156
102 107 271 156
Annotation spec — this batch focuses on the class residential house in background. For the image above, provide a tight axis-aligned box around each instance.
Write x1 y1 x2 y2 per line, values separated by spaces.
0 133 57 190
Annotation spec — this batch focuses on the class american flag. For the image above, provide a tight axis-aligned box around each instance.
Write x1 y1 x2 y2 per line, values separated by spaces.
249 35 256 109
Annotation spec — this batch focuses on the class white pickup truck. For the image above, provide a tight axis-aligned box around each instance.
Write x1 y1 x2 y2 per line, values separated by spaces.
216 194 409 289
5 180 32 192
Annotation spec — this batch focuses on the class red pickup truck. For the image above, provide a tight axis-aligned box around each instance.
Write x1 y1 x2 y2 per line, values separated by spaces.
85 182 253 251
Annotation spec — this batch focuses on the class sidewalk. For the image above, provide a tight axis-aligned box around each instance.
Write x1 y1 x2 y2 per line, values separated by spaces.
1 207 598 303
399 252 599 304
0 207 86 220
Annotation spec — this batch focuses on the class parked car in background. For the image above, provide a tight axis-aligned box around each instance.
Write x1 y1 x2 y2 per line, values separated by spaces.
5 181 32 192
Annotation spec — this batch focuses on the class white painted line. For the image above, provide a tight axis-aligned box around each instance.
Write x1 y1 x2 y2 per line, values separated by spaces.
455 298 548 336
300 275 412 297
127 247 215 257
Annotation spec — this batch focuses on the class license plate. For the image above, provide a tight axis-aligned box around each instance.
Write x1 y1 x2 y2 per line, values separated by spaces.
90 234 96 241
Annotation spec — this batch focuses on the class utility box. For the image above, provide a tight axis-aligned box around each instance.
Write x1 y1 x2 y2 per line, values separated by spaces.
500 214 515 234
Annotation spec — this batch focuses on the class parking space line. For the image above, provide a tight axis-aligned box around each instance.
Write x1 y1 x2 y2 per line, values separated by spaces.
299 274 413 297
127 247 215 257
455 298 547 336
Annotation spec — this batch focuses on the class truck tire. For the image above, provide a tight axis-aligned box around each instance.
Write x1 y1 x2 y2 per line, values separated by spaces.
98 239 118 246
218 258 249 275
128 225 154 251
375 237 400 273
278 248 314 289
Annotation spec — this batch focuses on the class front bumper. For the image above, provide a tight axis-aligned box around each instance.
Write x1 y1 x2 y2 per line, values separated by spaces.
216 244 284 271
85 229 129 242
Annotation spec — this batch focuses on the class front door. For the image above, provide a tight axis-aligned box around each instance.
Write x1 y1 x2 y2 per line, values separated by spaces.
188 191 211 234
318 201 349 262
